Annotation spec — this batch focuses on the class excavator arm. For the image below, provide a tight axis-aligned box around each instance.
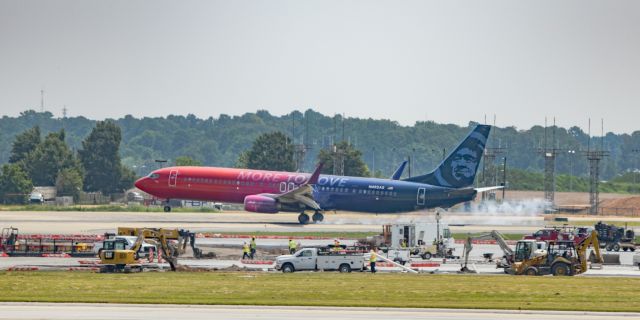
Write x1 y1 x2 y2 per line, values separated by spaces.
576 230 603 273
461 230 513 272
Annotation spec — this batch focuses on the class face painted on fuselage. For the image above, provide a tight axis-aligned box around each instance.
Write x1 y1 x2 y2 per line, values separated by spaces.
450 147 478 181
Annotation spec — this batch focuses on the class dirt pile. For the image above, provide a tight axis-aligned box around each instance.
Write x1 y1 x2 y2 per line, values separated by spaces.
600 196 640 209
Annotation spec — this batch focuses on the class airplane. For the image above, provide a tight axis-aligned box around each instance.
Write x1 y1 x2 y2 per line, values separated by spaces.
135 125 499 224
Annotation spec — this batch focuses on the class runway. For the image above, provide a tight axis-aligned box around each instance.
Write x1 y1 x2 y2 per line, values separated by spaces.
0 210 549 235
0 303 637 320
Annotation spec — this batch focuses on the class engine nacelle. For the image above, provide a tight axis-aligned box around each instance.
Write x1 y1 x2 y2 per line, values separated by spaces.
244 195 279 213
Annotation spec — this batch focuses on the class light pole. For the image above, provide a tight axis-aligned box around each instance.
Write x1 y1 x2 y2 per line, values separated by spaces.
372 147 376 175
567 150 575 192
502 157 507 200
633 149 640 184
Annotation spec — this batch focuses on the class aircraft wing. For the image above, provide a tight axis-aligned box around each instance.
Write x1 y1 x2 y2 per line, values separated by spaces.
474 186 504 193
272 163 324 211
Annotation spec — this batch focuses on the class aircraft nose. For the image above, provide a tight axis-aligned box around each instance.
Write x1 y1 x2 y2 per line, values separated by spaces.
134 177 146 190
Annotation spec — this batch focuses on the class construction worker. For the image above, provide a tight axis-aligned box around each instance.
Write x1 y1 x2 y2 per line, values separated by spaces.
333 239 341 252
288 238 297 254
250 237 257 259
369 247 377 273
401 239 407 248
242 242 250 260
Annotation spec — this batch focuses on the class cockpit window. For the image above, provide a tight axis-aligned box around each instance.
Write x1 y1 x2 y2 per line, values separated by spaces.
149 173 160 179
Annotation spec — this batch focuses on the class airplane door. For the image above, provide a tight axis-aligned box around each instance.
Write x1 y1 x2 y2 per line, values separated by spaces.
417 187 426 206
169 170 178 187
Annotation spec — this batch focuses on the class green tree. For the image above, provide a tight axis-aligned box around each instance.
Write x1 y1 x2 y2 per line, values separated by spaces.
0 163 33 204
79 121 128 193
55 168 83 200
118 166 137 192
237 132 295 171
9 126 41 164
317 141 371 177
175 156 202 166
25 129 78 186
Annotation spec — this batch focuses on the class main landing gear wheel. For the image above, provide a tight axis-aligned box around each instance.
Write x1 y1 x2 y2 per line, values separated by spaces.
163 206 171 212
312 211 324 223
298 213 310 224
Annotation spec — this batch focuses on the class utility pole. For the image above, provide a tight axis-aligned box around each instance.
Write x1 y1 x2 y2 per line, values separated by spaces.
502 157 507 200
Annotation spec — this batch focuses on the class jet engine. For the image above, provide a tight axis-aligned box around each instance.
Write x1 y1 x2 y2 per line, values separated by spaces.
244 195 279 213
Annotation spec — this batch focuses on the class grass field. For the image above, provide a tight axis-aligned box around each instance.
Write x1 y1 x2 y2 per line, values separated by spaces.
0 272 638 312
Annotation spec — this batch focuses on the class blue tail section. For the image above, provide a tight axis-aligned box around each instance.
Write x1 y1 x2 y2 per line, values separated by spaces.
390 160 408 180
404 125 491 188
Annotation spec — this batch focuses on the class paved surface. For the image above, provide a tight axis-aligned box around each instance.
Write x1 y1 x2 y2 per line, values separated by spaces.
0 303 637 320
0 210 549 234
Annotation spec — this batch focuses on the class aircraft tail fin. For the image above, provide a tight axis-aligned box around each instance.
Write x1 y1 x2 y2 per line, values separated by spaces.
404 125 491 188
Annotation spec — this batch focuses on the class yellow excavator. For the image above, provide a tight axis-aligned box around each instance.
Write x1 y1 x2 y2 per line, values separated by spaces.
510 230 603 276
98 227 201 273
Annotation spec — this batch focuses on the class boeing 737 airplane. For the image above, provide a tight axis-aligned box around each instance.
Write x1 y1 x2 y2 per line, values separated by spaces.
135 125 498 224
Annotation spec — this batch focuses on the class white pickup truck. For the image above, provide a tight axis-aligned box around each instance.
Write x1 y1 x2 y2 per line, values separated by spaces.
275 247 367 273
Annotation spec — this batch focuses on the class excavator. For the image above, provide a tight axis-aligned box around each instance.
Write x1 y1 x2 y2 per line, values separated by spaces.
510 230 603 276
460 230 522 273
98 227 202 273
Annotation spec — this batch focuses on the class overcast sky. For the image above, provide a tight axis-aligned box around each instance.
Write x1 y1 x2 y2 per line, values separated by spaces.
1 1 639 133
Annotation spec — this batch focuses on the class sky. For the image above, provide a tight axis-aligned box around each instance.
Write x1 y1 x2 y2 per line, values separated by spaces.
1 0 639 133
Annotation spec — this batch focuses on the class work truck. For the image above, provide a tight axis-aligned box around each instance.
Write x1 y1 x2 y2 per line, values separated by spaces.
275 246 367 273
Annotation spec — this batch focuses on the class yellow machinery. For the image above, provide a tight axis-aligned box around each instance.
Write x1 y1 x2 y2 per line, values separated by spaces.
460 230 516 273
99 227 201 272
510 230 603 276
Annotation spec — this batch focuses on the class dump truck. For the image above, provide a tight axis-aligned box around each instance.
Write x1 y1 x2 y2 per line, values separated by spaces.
275 246 367 273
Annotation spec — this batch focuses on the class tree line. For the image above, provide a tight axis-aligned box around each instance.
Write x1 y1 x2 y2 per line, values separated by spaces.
0 121 135 204
1 109 639 193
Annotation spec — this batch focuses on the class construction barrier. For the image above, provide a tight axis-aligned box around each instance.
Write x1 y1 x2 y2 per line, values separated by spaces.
203 234 342 240
6 267 39 271
410 262 441 268
602 254 621 265
68 267 99 272
454 239 518 245
41 253 71 258
241 259 274 265
78 260 100 265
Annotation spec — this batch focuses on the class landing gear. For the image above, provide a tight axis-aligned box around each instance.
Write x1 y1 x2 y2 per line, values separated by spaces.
312 211 324 223
164 205 171 212
298 213 310 224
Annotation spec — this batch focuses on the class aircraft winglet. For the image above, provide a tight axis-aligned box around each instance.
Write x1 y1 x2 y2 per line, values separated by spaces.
307 162 324 184
391 160 408 180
